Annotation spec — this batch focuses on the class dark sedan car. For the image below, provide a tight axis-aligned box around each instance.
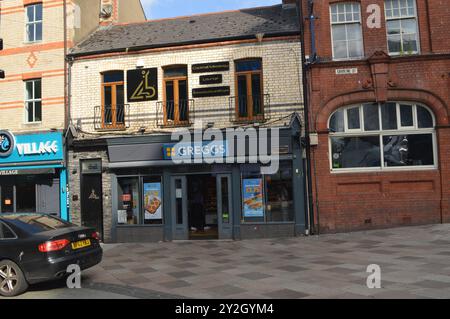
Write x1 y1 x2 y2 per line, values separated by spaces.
0 213 102 297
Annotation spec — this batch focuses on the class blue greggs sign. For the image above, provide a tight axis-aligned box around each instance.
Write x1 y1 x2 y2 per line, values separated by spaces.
0 131 64 164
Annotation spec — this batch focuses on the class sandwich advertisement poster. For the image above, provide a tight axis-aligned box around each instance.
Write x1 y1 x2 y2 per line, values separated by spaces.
143 182 162 220
242 178 264 218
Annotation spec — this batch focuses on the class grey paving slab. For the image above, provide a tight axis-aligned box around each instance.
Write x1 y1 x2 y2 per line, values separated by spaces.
263 289 309 299
6 223 450 299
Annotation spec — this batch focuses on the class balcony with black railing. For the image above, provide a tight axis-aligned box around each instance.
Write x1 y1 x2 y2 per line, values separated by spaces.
229 94 270 123
156 99 194 127
94 104 130 131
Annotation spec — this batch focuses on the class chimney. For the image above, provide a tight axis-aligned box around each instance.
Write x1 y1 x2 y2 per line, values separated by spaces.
282 0 297 8
100 0 118 25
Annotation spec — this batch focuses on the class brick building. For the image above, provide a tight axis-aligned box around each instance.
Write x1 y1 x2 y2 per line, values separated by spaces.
66 2 307 242
300 0 450 233
0 0 145 218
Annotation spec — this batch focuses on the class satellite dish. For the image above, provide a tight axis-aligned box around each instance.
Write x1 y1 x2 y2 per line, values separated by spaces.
100 4 113 18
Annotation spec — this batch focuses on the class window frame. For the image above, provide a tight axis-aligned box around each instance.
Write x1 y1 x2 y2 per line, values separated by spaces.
162 65 189 126
328 102 437 173
116 174 164 226
25 3 43 43
240 162 295 224
101 70 125 130
24 78 42 124
0 221 18 240
329 2 364 61
234 58 264 122
384 0 420 55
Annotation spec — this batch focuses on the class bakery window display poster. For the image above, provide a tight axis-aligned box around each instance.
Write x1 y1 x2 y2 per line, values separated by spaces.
143 182 163 220
242 178 264 218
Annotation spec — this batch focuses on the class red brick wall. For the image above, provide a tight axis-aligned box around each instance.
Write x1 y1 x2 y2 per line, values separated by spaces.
300 0 450 233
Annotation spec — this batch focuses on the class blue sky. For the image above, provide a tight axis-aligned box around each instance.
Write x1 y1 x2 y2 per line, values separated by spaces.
141 0 281 19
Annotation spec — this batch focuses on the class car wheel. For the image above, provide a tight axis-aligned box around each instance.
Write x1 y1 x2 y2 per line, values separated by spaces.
0 260 29 297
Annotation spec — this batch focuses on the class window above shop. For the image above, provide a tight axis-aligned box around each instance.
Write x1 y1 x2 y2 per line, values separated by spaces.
233 58 266 123
328 102 436 171
329 2 364 60
384 0 420 55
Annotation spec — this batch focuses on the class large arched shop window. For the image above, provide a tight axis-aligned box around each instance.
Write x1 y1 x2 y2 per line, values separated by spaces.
328 102 436 171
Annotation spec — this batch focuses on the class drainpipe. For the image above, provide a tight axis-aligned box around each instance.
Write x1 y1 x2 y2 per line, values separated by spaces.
296 0 315 235
307 0 318 63
63 0 68 130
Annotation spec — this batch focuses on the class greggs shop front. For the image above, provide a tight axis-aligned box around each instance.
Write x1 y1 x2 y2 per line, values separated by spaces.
0 131 68 219
103 118 307 242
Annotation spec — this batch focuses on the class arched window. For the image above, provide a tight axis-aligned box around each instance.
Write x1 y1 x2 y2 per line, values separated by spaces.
328 102 436 171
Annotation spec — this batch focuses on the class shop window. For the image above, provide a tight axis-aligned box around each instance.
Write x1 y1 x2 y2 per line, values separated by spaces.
15 183 36 212
330 2 364 60
329 102 436 171
1 177 39 213
163 65 189 126
25 79 42 123
384 0 419 55
117 177 140 225
142 177 163 225
1 184 14 213
265 163 294 222
234 59 264 121
241 162 294 223
25 3 43 42
117 176 163 225
101 71 125 129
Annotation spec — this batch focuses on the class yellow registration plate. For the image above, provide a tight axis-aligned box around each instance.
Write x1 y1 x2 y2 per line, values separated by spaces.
71 239 91 250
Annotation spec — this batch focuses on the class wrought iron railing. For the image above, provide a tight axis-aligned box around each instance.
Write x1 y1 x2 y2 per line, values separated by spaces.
156 99 194 127
229 94 270 123
94 104 130 130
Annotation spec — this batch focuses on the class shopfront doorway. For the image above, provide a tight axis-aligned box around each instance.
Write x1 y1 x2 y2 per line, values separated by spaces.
171 173 233 240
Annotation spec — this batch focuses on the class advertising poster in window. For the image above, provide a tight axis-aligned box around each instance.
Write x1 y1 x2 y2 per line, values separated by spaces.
143 182 162 220
242 178 264 218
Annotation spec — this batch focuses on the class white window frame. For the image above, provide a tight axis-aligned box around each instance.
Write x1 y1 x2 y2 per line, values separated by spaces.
330 2 364 61
384 0 420 55
24 79 42 124
25 3 43 43
328 102 437 173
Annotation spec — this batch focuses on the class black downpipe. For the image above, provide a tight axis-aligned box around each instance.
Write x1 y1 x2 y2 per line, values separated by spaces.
296 0 315 234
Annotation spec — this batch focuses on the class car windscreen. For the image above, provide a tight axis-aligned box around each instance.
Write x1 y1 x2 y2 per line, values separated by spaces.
1 214 73 234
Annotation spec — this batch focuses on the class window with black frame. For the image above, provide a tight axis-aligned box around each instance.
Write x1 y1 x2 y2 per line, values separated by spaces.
117 177 140 225
329 102 436 171
241 163 294 223
117 176 163 225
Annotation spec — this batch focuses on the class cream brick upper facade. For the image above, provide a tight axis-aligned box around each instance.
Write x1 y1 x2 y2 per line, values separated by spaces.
0 0 145 133
70 38 304 137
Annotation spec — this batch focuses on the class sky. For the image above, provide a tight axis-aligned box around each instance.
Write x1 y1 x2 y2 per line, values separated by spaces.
141 0 282 19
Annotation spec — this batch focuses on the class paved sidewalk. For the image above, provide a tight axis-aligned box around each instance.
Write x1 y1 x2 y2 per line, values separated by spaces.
7 224 450 299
